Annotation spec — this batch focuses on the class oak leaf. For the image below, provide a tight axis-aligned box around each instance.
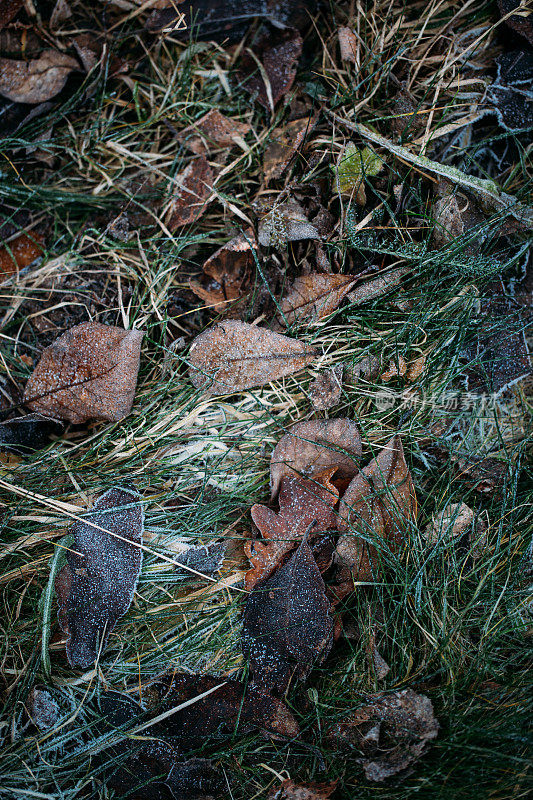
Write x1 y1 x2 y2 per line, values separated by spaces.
0 50 78 104
274 272 355 329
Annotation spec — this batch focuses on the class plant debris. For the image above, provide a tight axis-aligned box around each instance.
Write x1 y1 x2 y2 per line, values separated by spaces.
308 364 344 410
26 687 59 731
0 232 44 281
241 27 303 110
190 229 256 314
0 50 78 104
347 267 409 306
267 779 338 800
335 143 384 206
263 115 317 182
424 502 488 561
0 413 63 453
258 198 320 248
274 272 355 329
166 156 214 231
176 108 251 155
55 487 144 668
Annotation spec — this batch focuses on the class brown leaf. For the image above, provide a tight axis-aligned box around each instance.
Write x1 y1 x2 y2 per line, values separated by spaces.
338 26 358 64
177 108 250 155
498 0 533 46
190 229 257 314
50 0 72 32
55 487 144 669
23 322 144 424
270 418 362 500
0 0 22 30
0 50 78 104
274 272 355 329
432 181 485 251
165 156 214 231
424 502 488 561
327 689 439 781
308 364 344 410
242 27 303 110
267 779 338 800
263 115 317 182
246 469 339 590
0 232 44 281
188 320 317 395
381 355 407 381
243 536 334 693
347 267 409 306
405 355 426 382
258 198 320 248
336 436 417 584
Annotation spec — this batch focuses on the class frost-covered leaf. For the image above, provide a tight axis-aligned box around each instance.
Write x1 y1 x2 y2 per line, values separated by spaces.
263 115 317 182
338 27 358 64
55 487 144 669
498 0 533 46
0 50 78 103
188 320 317 395
334 143 384 205
241 27 302 110
0 232 44 281
267 779 338 800
26 687 59 731
166 156 214 231
274 272 355 329
23 322 144 424
0 414 63 453
177 109 250 155
258 198 320 248
190 229 256 314
270 419 362 499
489 50 533 134
308 364 344 410
424 502 488 561
347 267 409 306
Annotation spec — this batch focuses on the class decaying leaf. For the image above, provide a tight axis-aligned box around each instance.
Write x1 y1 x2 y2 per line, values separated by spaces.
327 689 439 781
432 180 486 251
274 272 355 329
338 26 358 64
177 108 251 155
190 229 257 314
335 143 384 205
27 687 59 731
270 418 362 499
188 320 317 395
166 156 214 231
308 364 344 410
267 779 338 800
345 354 381 385
258 198 320 248
381 355 407 381
0 50 78 104
243 536 334 693
498 0 533 47
347 267 409 306
242 27 303 110
424 502 488 560
490 50 533 134
0 232 44 281
336 436 417 584
23 322 144 424
173 541 227 576
55 487 144 668
264 115 317 182
50 0 72 31
0 414 63 453
246 469 339 590
405 355 426 382
0 1 22 30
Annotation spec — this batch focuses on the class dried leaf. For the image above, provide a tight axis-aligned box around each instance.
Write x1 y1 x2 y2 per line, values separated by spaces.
274 272 355 329
50 0 72 32
405 355 426 382
381 355 407 381
173 541 227 576
177 108 250 155
270 418 362 500
335 143 384 205
190 229 256 314
0 50 78 104
263 115 317 182
424 502 488 560
345 355 381 384
23 322 144 424
432 180 486 250
242 27 303 110
267 779 338 800
188 320 317 395
0 1 22 31
243 536 334 693
347 267 409 306
55 487 144 668
0 232 44 281
27 687 59 731
246 469 339 590
327 689 439 781
498 0 533 46
490 50 533 133
166 156 214 231
338 27 358 64
308 364 344 410
258 198 320 248
336 436 417 583
0 414 63 453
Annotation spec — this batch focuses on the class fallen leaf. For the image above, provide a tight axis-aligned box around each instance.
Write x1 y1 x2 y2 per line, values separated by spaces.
243 536 334 693
0 50 78 104
338 26 358 64
173 541 227 576
50 0 72 32
190 229 257 314
0 0 22 31
389 85 422 139
336 436 417 585
334 143 384 205
264 115 317 182
166 156 214 231
405 355 426 382
26 687 59 731
242 27 303 110
246 469 339 590
308 364 344 410
258 198 320 248
177 108 251 155
381 355 407 381
432 180 486 250
23 321 144 424
55 487 144 668
347 267 409 306
0 232 44 281
327 689 439 781
453 454 508 496
267 779 338 800
274 272 355 329
0 414 63 453
424 502 488 561
270 418 362 499
498 0 533 46
188 320 317 395
345 355 381 384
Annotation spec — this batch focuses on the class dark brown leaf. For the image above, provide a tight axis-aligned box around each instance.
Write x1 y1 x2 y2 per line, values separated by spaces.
166 156 214 231
308 364 344 410
0 232 44 281
432 180 485 250
0 0 22 31
347 267 409 306
338 26 358 64
0 50 78 104
246 469 339 590
0 414 63 453
242 27 303 110
190 229 256 314
270 419 362 500
327 689 439 781
274 273 355 329
23 321 144 424
188 320 317 395
243 537 334 693
267 779 338 800
498 0 533 46
55 487 144 669
263 115 318 182
177 108 251 155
